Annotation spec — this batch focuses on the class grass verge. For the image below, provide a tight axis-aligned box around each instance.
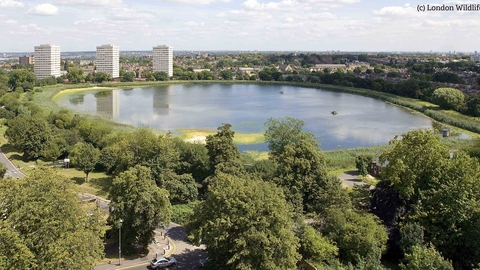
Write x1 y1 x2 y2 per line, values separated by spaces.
171 201 200 225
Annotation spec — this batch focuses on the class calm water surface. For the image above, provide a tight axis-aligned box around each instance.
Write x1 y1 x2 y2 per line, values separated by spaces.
56 84 433 151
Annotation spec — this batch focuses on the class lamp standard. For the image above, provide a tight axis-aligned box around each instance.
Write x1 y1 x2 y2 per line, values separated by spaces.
119 219 123 266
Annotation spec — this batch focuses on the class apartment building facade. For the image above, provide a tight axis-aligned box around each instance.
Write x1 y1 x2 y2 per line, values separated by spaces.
96 44 119 78
153 45 173 77
19 55 34 65
34 44 61 79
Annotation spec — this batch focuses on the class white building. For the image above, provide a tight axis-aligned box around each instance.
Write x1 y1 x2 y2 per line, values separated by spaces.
96 44 119 78
153 45 173 77
34 44 61 79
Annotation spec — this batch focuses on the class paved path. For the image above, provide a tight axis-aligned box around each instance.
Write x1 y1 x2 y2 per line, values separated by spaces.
166 223 206 270
0 151 25 178
95 223 206 270
339 170 366 187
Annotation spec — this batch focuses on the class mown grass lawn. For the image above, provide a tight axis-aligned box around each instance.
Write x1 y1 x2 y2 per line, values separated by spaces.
57 169 113 198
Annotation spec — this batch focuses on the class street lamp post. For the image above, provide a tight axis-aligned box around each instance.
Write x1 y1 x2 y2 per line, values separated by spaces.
119 219 123 266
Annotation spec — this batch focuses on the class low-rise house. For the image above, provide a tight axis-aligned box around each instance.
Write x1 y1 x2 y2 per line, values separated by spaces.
277 64 292 72
370 150 389 177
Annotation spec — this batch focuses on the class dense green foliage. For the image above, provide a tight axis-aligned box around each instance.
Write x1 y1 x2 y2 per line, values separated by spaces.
320 209 388 266
5 114 52 160
376 129 480 269
264 116 317 161
187 173 300 270
401 245 453 270
66 67 85 83
432 87 465 110
3 77 480 269
108 165 171 255
0 168 105 269
205 123 245 176
298 225 338 266
380 130 450 200
355 155 373 176
70 142 101 181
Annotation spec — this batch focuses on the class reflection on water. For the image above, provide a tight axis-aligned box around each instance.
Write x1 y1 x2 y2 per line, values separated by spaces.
69 95 84 105
153 85 172 115
96 90 120 119
56 84 433 150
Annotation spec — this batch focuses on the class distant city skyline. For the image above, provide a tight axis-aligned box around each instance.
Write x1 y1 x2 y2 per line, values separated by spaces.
0 0 478 52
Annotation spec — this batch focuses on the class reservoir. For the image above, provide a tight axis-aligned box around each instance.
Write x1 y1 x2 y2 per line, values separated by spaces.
55 84 433 150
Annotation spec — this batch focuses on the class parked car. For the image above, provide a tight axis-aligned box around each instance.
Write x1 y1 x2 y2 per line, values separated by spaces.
150 256 177 269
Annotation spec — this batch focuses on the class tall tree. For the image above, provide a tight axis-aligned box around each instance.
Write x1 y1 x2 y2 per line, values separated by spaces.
162 171 198 204
320 209 388 266
432 87 465 110
70 142 100 182
66 67 85 83
5 114 52 160
8 70 36 90
409 152 480 268
273 139 328 213
264 117 317 161
205 123 245 176
187 173 300 269
0 168 105 269
108 165 171 255
380 130 450 201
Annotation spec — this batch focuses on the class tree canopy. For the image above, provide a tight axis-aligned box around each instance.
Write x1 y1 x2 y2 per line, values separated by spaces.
70 142 101 182
5 114 52 160
187 173 300 270
0 168 105 269
380 130 450 201
108 165 171 255
264 116 317 161
432 87 465 110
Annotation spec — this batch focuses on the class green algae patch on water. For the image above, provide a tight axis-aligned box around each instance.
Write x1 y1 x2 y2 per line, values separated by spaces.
177 129 265 145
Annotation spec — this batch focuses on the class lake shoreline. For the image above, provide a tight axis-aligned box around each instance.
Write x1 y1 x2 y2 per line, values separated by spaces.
33 81 477 168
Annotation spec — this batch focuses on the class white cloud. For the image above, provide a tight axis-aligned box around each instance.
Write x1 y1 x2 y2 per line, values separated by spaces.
57 0 122 6
19 23 41 30
159 0 231 4
106 7 155 20
0 0 24 7
372 5 416 16
27 3 59 15
184 21 205 27
309 12 336 19
5 19 17 24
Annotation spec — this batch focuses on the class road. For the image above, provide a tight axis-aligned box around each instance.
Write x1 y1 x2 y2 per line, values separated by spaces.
0 151 25 178
339 170 365 187
121 223 206 270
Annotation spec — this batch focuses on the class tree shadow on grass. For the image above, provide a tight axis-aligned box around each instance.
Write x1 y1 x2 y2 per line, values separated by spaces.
89 176 113 197
73 177 86 185
1 143 16 154
1 144 26 162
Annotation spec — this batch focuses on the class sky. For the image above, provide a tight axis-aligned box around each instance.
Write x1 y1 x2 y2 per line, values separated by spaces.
0 0 479 52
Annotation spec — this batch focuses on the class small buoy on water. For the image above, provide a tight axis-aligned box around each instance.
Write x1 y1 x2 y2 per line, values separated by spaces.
279 91 284 94
331 111 338 115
